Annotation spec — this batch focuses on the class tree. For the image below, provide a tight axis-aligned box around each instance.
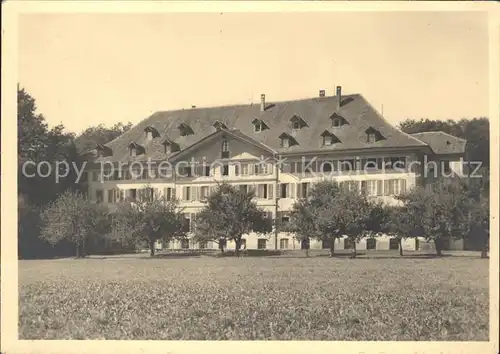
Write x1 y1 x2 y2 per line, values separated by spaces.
466 187 489 258
18 86 83 206
74 122 133 154
40 190 111 257
398 183 470 256
194 183 272 257
333 187 374 258
113 187 186 257
381 205 415 256
285 198 315 257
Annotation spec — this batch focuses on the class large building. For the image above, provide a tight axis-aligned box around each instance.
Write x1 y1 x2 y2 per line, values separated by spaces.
86 87 467 251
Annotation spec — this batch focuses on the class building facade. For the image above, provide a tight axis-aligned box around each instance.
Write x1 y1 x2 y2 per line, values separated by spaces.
86 87 467 251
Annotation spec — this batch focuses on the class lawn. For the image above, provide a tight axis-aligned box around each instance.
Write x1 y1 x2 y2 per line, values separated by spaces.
18 251 489 340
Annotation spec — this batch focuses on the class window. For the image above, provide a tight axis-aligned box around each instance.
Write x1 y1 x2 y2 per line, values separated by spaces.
179 123 194 137
332 118 342 128
254 122 262 132
95 189 103 203
292 121 300 130
363 158 379 171
367 133 377 143
384 179 406 196
257 239 267 249
241 164 250 176
240 239 247 249
222 164 229 176
299 182 310 198
199 241 207 249
255 163 269 175
442 161 451 174
388 157 407 170
221 140 230 158
164 187 174 201
107 189 116 203
320 161 333 173
324 135 333 146
130 147 137 157
182 186 191 201
344 238 354 249
200 186 209 200
239 184 248 194
366 180 377 196
389 238 399 250
181 239 190 249
180 166 192 177
92 171 98 181
280 183 288 198
366 238 376 250
281 138 290 148
279 238 289 249
281 213 290 227
129 189 137 201
165 144 171 154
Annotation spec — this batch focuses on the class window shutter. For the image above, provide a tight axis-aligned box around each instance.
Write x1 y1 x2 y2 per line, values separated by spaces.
268 163 273 175
384 180 390 196
400 179 406 194
290 183 295 198
192 186 198 201
267 184 274 199
376 180 383 196
297 183 302 198
182 186 187 200
234 165 239 176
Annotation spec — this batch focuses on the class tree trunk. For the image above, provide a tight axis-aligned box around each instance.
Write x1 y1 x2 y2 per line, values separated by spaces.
399 238 404 256
351 241 357 259
219 239 225 253
149 240 155 257
329 239 335 257
434 238 443 256
235 239 241 257
76 242 80 258
305 248 309 257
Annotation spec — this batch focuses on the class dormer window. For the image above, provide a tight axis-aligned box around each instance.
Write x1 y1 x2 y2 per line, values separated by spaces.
320 130 341 146
252 119 269 133
96 144 113 157
221 139 230 158
144 126 160 140
213 120 227 131
178 123 194 137
365 127 385 143
279 133 298 149
290 115 308 131
128 142 144 157
330 113 348 128
162 139 180 155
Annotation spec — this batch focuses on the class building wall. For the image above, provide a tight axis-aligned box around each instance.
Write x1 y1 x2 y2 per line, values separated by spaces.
87 149 466 251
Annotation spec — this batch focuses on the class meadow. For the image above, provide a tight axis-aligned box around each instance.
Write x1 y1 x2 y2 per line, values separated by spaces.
19 251 489 340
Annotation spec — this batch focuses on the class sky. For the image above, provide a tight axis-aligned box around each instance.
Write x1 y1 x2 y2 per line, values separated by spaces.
18 11 489 134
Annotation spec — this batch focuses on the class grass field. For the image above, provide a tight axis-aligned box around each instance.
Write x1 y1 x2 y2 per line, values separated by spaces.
19 251 489 340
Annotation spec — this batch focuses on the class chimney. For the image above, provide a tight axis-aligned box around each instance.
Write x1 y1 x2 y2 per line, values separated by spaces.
260 94 266 112
191 105 196 109
319 90 325 98
336 86 342 109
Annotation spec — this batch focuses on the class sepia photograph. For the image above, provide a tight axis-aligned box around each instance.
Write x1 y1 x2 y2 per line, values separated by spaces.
2 2 499 354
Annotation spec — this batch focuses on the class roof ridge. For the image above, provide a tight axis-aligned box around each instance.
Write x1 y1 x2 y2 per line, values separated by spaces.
152 93 360 114
411 131 467 141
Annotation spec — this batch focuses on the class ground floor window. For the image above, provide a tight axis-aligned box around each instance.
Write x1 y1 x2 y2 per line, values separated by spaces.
301 239 309 250
181 239 189 249
415 238 419 251
199 241 207 249
257 239 267 249
322 239 332 249
240 239 247 249
389 238 399 250
366 238 376 250
344 238 354 249
279 238 289 249
164 241 170 249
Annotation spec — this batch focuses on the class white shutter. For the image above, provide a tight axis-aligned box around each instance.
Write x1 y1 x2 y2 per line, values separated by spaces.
297 183 302 198
400 179 407 194
182 186 187 200
192 186 198 201
267 184 274 199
